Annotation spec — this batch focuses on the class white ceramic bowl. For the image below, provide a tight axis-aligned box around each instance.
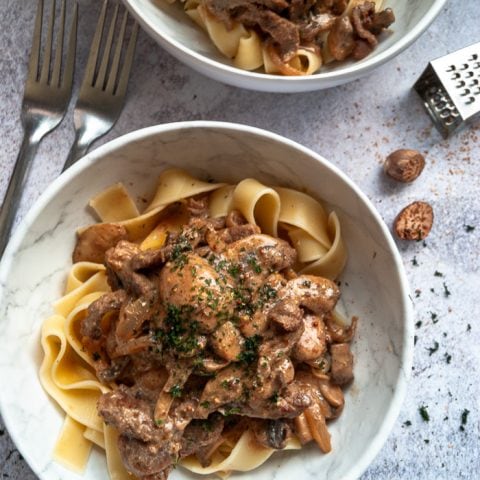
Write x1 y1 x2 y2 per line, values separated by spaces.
0 122 412 480
123 0 447 92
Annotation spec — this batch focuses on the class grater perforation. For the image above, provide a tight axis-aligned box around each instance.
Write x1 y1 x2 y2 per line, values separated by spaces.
414 42 480 138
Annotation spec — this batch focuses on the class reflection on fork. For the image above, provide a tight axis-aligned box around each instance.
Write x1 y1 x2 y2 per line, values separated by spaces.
62 0 139 172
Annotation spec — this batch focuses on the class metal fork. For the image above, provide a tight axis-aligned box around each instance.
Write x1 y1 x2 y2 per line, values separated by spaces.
61 0 139 172
0 0 77 257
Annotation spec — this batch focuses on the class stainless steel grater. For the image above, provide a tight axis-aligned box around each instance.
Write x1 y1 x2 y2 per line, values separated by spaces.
414 42 480 138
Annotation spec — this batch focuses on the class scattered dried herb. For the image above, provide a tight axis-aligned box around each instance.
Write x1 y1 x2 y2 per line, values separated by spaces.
403 420 412 427
170 385 182 398
434 271 444 277
467 324 471 332
443 283 451 297
414 335 418 345
237 334 261 365
415 321 422 329
460 409 470 431
419 405 430 422
464 225 475 233
430 312 438 323
412 256 419 266
444 353 452 364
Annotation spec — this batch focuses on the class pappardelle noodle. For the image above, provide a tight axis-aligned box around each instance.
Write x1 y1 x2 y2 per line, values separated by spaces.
163 0 395 76
40 168 357 479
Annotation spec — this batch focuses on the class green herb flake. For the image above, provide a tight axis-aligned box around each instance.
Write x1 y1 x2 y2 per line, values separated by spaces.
430 312 438 323
403 420 412 427
269 392 279 404
443 282 451 297
424 439 430 444
237 334 261 365
427 341 439 356
170 385 182 398
415 321 422 329
460 409 470 431
200 401 210 409
434 271 444 277
414 335 418 346
444 353 452 364
419 405 430 422
155 419 164 425
464 225 475 233
467 323 471 332
412 257 419 266
223 407 241 416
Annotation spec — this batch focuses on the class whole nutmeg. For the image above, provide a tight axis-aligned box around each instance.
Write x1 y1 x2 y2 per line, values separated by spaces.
384 149 425 183
394 201 434 241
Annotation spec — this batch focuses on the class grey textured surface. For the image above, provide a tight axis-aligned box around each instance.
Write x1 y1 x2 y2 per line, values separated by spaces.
0 0 479 479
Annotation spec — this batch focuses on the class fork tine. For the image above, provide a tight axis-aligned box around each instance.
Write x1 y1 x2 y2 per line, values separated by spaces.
83 0 108 87
51 0 65 87
114 20 139 97
61 1 78 90
27 0 44 82
105 9 128 95
95 3 119 89
39 0 56 84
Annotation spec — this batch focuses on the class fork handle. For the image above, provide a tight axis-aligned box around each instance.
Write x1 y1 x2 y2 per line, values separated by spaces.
62 131 92 172
0 131 40 257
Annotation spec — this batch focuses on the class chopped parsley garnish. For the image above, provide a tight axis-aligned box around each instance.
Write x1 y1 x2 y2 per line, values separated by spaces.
415 321 422 329
246 253 262 274
434 271 444 277
430 312 438 323
414 335 418 346
460 409 470 431
443 282 451 297
170 234 192 269
227 263 241 278
424 439 430 444
467 323 472 332
200 401 210 409
419 405 430 422
269 392 279 404
444 353 452 364
170 385 182 398
403 420 412 427
158 304 199 354
155 419 164 425
412 257 418 266
427 341 439 356
223 407 241 416
237 334 261 365
464 225 475 232
258 284 277 306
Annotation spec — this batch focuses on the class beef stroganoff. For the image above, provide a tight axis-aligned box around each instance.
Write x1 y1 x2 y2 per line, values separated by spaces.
163 0 395 76
40 168 357 479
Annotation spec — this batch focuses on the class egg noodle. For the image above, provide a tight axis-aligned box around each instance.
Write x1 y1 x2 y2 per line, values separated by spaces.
40 168 346 478
163 0 385 75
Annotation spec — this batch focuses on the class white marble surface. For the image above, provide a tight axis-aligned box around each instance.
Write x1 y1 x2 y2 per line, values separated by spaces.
0 0 479 479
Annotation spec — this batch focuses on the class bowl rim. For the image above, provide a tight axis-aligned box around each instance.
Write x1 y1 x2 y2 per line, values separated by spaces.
0 121 414 480
123 0 447 86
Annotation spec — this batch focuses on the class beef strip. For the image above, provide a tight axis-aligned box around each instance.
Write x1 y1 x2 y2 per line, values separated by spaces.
81 290 127 339
299 12 336 43
180 413 224 457
98 386 158 442
73 223 128 264
330 343 354 385
204 0 299 61
327 15 355 60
